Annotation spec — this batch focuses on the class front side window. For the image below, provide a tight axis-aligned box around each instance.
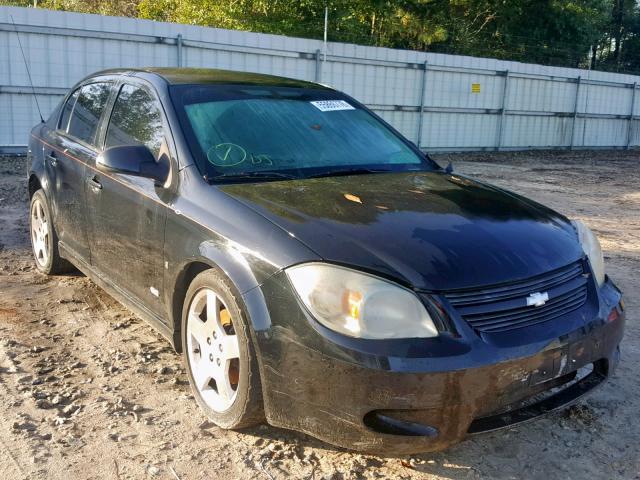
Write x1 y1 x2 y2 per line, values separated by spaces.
105 84 164 158
67 82 112 145
171 85 434 181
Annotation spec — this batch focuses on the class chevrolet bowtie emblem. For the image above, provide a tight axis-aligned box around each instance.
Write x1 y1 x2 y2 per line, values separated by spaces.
526 292 549 307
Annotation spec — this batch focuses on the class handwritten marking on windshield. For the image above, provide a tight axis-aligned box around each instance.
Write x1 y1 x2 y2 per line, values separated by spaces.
207 143 247 167
251 154 273 166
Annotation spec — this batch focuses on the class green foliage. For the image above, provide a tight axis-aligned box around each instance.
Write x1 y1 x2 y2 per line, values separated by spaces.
596 0 640 72
5 0 640 74
22 0 141 17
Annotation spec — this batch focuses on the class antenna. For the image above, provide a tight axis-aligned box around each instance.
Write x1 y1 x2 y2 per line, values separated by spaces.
10 14 44 123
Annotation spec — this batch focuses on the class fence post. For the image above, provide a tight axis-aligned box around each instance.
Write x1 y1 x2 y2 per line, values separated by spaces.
570 76 581 150
496 70 510 150
416 60 428 149
627 82 637 150
176 34 183 67
314 49 322 82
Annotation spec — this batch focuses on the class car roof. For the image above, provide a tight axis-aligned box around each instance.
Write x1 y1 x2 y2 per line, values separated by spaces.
92 67 330 90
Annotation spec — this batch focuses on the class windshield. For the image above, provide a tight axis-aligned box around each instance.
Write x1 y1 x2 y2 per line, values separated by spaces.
171 85 436 182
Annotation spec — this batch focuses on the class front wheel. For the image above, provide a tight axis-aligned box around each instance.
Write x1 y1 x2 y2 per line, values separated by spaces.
29 190 73 275
181 269 264 429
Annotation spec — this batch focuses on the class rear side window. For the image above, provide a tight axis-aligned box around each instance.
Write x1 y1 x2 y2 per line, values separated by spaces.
67 83 111 146
58 89 80 132
105 84 164 158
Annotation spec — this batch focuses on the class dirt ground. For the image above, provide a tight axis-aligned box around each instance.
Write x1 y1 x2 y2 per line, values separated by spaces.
0 150 638 480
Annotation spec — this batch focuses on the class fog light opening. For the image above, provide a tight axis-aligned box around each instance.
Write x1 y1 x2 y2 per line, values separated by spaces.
363 411 438 437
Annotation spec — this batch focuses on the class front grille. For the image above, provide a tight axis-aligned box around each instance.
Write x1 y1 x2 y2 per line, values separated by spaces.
445 260 588 333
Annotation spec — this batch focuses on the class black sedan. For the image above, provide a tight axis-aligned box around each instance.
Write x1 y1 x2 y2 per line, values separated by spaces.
27 68 625 454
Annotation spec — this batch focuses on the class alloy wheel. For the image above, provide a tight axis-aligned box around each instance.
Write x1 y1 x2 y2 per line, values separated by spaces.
31 198 50 268
186 288 241 412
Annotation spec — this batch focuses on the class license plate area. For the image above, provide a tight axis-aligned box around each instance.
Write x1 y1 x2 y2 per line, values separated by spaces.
529 337 599 386
468 360 607 434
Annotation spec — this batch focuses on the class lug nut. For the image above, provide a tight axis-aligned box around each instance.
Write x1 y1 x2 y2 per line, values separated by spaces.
216 358 221 366
207 337 211 345
213 331 217 339
209 353 214 362
218 344 223 352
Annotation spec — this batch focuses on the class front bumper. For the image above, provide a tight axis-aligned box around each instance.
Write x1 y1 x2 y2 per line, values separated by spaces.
249 273 625 455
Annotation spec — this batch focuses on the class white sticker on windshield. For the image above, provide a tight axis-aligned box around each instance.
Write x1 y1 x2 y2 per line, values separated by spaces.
310 100 355 112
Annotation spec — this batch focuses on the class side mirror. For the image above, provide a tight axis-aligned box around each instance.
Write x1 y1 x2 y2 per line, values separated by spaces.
97 145 168 184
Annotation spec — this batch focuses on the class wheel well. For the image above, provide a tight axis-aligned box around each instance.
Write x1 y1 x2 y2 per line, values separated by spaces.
171 261 213 352
28 174 41 198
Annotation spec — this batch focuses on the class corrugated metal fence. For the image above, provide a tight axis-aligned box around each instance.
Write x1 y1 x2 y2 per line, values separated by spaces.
2 5 640 154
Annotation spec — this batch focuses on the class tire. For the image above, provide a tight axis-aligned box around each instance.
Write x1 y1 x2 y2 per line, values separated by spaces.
181 269 264 429
29 189 74 275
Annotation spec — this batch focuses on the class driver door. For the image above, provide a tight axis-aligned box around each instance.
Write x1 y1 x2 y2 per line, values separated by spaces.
85 82 171 319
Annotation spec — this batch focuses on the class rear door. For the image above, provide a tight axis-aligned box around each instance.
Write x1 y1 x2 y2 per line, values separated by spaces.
42 82 113 262
85 81 171 319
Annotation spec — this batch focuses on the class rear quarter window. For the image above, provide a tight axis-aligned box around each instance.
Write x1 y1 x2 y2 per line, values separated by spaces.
67 82 112 146
58 89 80 131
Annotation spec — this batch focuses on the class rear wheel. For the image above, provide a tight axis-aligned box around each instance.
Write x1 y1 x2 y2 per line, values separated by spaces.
29 190 73 275
181 269 264 428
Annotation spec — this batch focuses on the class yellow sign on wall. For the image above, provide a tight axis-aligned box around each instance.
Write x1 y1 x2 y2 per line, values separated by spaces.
471 83 481 93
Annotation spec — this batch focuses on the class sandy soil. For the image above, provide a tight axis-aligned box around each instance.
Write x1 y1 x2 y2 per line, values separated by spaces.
0 150 638 480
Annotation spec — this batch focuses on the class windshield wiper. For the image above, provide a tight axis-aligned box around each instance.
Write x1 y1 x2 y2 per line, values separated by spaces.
208 171 299 182
306 167 394 179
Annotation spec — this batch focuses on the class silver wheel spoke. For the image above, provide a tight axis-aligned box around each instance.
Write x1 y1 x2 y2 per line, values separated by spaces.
214 367 234 400
220 334 239 361
41 231 48 263
206 290 220 330
189 311 211 342
192 360 213 391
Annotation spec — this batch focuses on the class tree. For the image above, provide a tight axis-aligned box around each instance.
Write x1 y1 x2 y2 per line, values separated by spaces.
596 0 639 72
7 0 640 73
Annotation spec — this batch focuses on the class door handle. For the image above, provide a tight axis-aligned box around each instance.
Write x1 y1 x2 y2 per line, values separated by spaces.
46 152 58 167
88 176 103 192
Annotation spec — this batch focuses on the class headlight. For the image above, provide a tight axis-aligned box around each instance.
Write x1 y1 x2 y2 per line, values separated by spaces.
285 263 438 339
571 220 605 286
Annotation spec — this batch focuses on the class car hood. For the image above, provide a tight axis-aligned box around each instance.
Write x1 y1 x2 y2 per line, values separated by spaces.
219 171 583 291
